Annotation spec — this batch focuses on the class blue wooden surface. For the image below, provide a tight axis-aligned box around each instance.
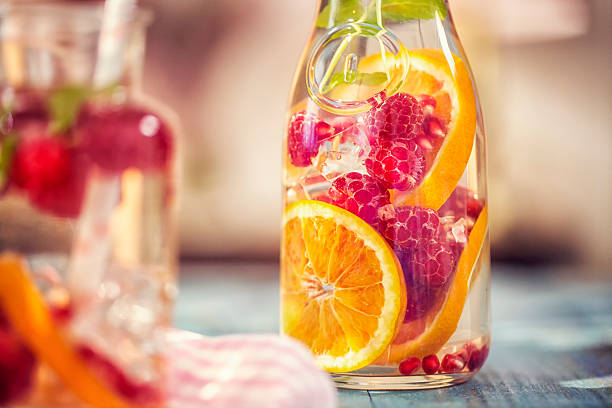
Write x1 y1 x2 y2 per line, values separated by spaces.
175 262 612 407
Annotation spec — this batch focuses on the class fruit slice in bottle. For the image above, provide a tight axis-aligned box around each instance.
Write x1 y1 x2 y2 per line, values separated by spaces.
0 253 137 408
281 200 406 372
375 205 488 363
332 49 477 210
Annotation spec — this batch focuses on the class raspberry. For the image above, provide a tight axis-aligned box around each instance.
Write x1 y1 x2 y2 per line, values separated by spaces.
365 138 424 191
328 172 390 226
78 107 173 172
287 111 333 167
364 92 425 142
379 206 441 250
11 137 89 218
410 238 456 288
0 327 35 404
400 279 440 321
12 138 70 191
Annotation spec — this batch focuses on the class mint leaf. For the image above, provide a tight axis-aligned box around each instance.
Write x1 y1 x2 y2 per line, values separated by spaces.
316 0 365 28
0 133 17 190
323 71 388 93
382 0 447 21
48 85 91 133
368 0 447 23
317 0 448 28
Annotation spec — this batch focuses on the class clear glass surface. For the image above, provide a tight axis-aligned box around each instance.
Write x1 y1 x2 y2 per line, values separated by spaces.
0 3 177 406
281 0 490 390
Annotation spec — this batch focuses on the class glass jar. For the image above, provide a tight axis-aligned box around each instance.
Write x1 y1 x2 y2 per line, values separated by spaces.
0 3 177 406
280 0 490 389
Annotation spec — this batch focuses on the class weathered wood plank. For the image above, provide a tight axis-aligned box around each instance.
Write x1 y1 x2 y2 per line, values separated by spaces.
175 262 612 407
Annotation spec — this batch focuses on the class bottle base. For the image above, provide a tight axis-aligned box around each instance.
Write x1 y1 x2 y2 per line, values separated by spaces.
332 371 475 390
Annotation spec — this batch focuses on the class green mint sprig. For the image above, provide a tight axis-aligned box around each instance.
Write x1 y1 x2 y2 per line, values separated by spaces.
0 133 17 190
316 0 447 28
47 83 119 134
48 86 91 133
316 0 365 28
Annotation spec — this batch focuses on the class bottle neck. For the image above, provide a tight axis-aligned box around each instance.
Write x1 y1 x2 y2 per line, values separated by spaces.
316 0 451 28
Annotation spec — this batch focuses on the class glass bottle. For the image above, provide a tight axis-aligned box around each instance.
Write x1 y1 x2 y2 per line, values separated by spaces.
0 2 178 406
280 0 490 389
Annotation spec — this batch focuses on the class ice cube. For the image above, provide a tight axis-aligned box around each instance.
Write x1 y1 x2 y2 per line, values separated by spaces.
316 120 370 182
69 264 166 384
287 118 371 202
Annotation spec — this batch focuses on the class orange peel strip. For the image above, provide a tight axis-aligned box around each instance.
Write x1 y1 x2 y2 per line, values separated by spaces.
379 204 489 363
395 49 477 210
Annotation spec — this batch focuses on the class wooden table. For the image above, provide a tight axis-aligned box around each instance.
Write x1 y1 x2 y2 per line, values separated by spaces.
175 262 612 407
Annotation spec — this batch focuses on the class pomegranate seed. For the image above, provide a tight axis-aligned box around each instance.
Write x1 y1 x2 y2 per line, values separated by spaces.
398 357 420 375
422 354 440 375
423 116 446 139
466 196 484 220
417 94 437 113
367 91 387 108
468 345 489 371
463 342 478 360
454 348 470 363
441 353 466 373
415 134 434 152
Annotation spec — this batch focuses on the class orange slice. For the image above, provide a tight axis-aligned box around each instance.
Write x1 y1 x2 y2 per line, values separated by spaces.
0 253 136 408
281 200 406 372
331 49 477 210
375 205 489 363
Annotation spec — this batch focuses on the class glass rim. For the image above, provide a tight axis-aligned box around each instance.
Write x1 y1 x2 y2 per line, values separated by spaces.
0 1 153 34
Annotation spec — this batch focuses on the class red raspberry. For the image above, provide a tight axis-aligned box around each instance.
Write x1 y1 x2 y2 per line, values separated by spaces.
11 137 89 218
328 172 390 226
364 92 425 142
410 238 456 288
400 278 440 321
0 327 36 404
365 138 424 191
78 107 173 172
287 111 333 167
379 206 441 250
